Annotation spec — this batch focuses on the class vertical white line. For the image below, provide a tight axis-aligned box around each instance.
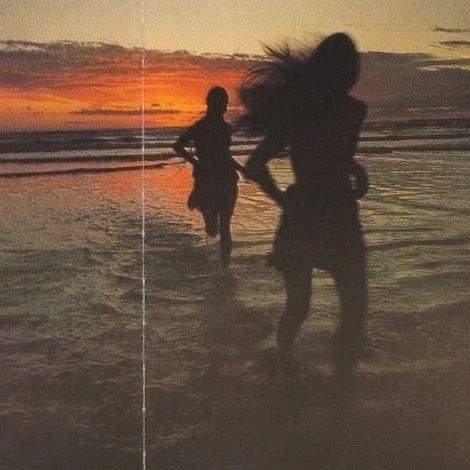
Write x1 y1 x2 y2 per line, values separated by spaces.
140 1 146 469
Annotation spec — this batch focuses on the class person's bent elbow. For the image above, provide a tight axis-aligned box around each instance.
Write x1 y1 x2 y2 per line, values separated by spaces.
172 142 183 155
244 159 265 181
351 162 369 199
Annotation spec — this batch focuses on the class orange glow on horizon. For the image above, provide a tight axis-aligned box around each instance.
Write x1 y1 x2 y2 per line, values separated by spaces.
0 42 250 131
1 40 469 131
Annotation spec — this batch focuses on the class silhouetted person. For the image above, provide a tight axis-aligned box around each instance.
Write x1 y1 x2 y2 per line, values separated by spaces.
239 33 369 376
173 87 243 267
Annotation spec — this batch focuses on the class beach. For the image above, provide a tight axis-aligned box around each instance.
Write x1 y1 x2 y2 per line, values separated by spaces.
1 122 470 468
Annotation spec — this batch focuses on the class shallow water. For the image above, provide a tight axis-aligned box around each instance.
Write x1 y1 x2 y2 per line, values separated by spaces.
1 143 470 468
0 173 143 467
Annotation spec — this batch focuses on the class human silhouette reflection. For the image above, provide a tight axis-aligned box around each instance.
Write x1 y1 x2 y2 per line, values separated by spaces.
173 87 244 267
240 33 369 377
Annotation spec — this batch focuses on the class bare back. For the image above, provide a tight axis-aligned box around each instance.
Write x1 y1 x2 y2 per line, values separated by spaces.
289 96 367 197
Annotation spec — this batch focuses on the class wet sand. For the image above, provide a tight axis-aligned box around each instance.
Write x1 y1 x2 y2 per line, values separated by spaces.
1 151 470 468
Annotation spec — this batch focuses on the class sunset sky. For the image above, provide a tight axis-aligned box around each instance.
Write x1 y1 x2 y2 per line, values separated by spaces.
1 1 469 130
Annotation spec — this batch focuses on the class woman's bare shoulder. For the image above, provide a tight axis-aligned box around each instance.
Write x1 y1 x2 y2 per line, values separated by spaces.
347 96 368 120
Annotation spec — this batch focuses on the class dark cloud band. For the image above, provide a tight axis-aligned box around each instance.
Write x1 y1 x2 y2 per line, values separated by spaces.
71 108 181 116
439 40 470 48
434 26 470 33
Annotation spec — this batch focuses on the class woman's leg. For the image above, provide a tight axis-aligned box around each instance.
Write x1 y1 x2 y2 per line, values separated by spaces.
202 209 218 237
331 257 367 375
219 212 232 267
199 183 218 237
277 262 313 358
219 183 237 267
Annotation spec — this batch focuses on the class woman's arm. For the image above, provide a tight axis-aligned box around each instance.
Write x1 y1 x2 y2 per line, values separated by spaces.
225 124 246 176
349 100 369 198
245 133 286 206
172 127 198 166
229 157 247 175
350 160 369 199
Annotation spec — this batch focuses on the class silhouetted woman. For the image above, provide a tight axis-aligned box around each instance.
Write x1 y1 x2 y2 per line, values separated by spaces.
239 33 369 375
173 87 243 267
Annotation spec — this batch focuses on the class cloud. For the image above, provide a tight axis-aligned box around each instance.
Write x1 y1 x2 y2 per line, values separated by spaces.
1 39 469 128
438 40 470 49
354 52 470 118
434 26 470 33
71 107 181 115
418 57 470 68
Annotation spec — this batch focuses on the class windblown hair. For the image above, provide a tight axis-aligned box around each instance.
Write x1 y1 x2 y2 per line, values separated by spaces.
238 33 360 134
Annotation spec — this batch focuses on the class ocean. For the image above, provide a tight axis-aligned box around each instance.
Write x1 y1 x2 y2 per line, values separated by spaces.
1 118 470 468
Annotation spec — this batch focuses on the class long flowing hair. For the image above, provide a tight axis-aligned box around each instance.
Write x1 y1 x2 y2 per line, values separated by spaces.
238 33 360 134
